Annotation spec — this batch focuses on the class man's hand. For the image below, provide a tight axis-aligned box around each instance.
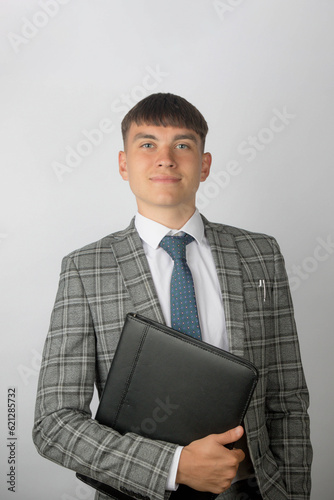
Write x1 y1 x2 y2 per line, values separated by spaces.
176 426 245 494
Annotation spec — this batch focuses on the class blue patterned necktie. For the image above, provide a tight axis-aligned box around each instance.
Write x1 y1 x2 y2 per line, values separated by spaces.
159 234 202 340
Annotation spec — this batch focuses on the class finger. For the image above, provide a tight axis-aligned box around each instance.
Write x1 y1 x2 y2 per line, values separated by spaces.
213 426 244 445
231 448 246 463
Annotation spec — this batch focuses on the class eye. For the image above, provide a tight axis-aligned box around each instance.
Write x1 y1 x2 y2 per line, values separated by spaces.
175 143 189 149
141 143 154 148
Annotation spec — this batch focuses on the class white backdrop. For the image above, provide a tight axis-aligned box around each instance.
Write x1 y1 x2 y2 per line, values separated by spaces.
1 1 333 499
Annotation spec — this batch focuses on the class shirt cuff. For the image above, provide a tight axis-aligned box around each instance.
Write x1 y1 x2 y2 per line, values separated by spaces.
166 446 183 491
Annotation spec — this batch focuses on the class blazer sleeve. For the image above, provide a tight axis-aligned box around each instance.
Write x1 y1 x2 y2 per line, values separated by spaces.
265 238 312 499
32 254 177 500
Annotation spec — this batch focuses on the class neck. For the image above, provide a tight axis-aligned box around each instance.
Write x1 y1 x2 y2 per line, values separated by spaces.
137 205 196 229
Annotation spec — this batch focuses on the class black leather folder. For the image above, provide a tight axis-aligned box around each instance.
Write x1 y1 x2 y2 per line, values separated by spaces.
77 313 258 500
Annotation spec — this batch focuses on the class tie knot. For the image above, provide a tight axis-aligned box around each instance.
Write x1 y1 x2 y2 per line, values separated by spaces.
159 234 194 261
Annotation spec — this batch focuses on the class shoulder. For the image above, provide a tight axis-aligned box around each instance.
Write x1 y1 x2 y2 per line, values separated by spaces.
61 219 137 268
201 215 280 254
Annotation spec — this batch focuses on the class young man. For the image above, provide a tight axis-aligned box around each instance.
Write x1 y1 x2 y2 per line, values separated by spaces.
33 93 312 500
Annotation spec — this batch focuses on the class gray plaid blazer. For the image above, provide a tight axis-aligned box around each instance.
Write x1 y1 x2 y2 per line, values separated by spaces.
33 216 312 500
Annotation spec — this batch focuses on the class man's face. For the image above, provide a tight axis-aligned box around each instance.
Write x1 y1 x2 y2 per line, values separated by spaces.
118 123 211 219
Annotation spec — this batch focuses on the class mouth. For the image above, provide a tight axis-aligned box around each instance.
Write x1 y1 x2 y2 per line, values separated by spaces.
150 175 181 183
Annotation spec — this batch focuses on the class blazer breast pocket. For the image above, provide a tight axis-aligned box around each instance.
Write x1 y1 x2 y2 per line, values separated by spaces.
243 279 273 315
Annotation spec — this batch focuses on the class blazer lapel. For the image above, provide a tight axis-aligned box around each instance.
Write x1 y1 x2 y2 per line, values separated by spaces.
110 217 245 354
203 217 245 357
109 219 165 324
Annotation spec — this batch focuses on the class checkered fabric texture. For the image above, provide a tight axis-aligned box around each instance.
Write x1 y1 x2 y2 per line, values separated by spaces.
33 216 312 500
159 234 202 340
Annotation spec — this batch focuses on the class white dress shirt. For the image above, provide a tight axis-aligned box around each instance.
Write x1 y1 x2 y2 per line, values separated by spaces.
135 209 228 350
135 209 228 490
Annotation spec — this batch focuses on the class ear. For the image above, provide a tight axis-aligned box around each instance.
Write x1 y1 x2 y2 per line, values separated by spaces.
200 152 212 182
118 151 128 180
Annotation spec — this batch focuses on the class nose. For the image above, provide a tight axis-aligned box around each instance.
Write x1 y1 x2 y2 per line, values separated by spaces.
156 146 175 168
158 159 174 167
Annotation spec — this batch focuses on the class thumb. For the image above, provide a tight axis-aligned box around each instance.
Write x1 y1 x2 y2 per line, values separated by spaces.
213 426 244 446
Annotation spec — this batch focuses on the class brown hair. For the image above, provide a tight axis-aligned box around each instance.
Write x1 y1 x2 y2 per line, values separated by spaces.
121 93 208 150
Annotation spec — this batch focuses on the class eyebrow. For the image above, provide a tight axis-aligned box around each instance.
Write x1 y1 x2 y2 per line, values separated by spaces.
173 133 198 144
133 133 157 141
132 133 199 144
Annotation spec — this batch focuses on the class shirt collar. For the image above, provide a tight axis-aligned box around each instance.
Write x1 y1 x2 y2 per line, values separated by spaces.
135 209 204 250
